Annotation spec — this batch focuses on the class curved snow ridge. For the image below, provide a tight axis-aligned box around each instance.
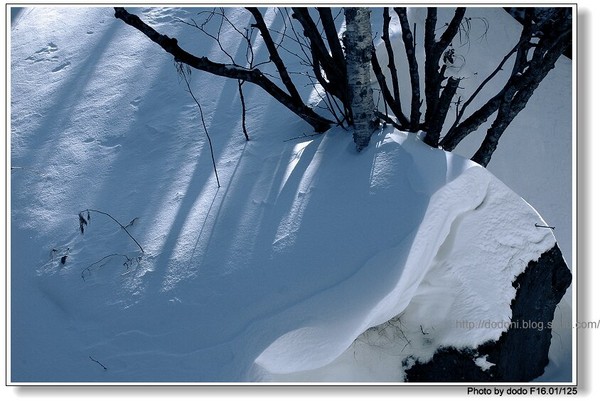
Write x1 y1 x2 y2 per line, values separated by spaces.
255 163 556 375
360 166 493 329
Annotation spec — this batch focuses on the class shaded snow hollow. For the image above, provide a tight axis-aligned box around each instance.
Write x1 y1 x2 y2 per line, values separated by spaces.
10 7 566 383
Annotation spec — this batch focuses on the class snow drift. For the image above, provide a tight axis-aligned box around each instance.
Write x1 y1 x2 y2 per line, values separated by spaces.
252 128 556 379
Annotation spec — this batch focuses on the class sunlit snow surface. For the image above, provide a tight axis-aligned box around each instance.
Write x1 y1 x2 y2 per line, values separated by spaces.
10 7 571 382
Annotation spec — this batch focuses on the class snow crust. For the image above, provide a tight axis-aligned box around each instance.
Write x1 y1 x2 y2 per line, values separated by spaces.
9 7 570 382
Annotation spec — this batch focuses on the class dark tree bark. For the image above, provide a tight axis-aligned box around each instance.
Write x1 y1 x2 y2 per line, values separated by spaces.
424 77 460 147
441 8 571 166
317 8 346 69
423 8 466 130
395 7 422 131
471 32 569 166
371 47 409 127
380 8 407 125
246 7 302 102
443 37 531 144
115 6 570 159
441 9 535 151
291 7 350 119
114 7 332 132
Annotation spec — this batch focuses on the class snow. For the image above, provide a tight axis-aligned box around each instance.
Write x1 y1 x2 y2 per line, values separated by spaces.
474 355 495 372
8 6 572 383
258 149 555 381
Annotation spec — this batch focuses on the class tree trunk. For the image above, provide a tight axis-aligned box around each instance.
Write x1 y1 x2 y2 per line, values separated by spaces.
344 7 377 152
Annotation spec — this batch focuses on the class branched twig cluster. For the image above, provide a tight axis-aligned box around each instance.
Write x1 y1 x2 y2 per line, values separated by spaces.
81 253 142 281
177 8 260 140
354 314 412 356
441 8 572 166
371 7 570 166
64 208 146 281
115 7 332 132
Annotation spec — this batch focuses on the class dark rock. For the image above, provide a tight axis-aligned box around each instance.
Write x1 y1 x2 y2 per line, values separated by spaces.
405 243 571 382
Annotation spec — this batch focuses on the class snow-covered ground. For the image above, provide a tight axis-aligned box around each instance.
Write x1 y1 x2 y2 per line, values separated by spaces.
8 7 573 383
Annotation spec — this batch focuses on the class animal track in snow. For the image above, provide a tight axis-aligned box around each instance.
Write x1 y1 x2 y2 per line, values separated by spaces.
26 42 59 62
130 97 142 109
52 61 71 72
35 42 58 54
27 42 70 72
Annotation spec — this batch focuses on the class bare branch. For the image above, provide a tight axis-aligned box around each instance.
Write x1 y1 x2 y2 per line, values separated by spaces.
80 209 144 254
317 8 345 67
238 80 250 141
447 35 531 136
114 7 332 132
246 7 302 102
395 7 422 131
440 8 570 152
381 8 403 119
424 77 460 147
438 8 467 51
371 47 409 127
177 63 221 187
470 13 571 166
423 8 466 127
291 7 349 113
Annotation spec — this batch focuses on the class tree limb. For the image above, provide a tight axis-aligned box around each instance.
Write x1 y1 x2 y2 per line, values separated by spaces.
317 8 346 69
441 8 570 152
291 7 349 114
470 17 571 166
395 7 421 131
423 8 466 127
381 8 403 115
114 7 332 132
246 7 302 102
371 47 409 127
424 77 460 147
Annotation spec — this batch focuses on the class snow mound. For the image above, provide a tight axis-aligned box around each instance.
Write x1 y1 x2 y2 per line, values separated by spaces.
254 128 555 377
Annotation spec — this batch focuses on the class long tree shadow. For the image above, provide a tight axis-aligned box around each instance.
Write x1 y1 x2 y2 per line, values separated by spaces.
152 123 460 381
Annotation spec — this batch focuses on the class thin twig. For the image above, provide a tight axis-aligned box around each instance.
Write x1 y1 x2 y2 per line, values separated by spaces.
89 356 108 370
238 79 250 141
283 132 324 142
80 253 140 280
82 209 144 253
448 37 528 134
535 223 555 230
178 63 221 188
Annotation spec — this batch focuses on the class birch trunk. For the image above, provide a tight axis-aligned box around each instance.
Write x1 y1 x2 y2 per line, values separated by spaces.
344 8 377 152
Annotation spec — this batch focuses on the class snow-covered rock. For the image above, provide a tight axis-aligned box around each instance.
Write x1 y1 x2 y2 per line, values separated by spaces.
405 244 571 382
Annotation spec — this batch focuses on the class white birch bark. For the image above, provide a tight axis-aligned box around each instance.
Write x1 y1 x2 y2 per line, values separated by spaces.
344 7 377 152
